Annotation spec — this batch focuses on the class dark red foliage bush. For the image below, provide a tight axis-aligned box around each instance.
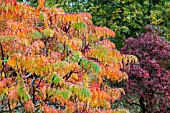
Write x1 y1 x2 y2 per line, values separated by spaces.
121 26 170 113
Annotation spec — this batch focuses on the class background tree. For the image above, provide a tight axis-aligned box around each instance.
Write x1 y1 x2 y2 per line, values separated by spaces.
121 26 170 113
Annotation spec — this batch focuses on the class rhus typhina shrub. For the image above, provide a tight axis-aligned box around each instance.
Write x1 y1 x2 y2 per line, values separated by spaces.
121 26 170 113
0 0 135 112
17 0 170 50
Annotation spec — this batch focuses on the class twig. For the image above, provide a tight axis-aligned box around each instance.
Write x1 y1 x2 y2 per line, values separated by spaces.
26 73 32 78
124 97 142 108
7 99 12 113
35 76 43 88
63 71 73 81
31 76 36 104
0 42 7 78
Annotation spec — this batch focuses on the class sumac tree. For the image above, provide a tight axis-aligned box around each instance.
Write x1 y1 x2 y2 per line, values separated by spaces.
121 26 170 113
0 0 135 112
17 0 170 50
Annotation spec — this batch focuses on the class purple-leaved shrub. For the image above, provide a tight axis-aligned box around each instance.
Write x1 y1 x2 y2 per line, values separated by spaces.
121 26 170 113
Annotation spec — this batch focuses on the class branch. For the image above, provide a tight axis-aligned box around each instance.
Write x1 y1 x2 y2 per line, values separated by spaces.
63 71 73 81
0 105 22 112
12 81 18 86
0 100 8 108
108 0 114 4
0 109 11 112
124 97 142 108
7 99 12 113
18 97 24 107
43 36 53 56
35 76 43 88
0 42 7 78
26 73 32 78
30 76 36 104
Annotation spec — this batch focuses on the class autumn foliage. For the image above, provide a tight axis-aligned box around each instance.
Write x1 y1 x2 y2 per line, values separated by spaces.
121 26 170 113
0 1 136 112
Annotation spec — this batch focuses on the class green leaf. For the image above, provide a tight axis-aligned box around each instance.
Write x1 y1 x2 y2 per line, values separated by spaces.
42 29 54 37
31 31 43 39
47 88 54 97
83 60 89 69
71 22 86 30
89 61 101 73
55 43 64 52
80 58 85 67
3 58 8 62
92 63 100 73
51 74 62 85
39 13 46 21
23 92 29 101
18 85 23 97
69 85 78 93
5 5 10 10
62 90 71 100
79 87 90 98
79 58 101 73
55 90 72 100
1 36 14 42
55 90 62 96
72 52 81 62
55 61 67 68
90 35 97 43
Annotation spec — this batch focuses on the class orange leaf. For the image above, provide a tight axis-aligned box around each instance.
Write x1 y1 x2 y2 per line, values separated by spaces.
24 100 34 112
37 0 45 11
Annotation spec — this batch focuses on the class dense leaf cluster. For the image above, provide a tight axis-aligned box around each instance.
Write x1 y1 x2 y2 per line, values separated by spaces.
121 27 170 113
0 1 135 112
18 0 170 49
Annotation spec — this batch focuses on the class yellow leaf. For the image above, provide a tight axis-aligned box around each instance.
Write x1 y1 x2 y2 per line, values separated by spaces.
83 75 89 87
7 58 17 68
1 72 5 78
71 73 78 81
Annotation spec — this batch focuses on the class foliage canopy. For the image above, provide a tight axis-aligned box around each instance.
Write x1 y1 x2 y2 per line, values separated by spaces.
0 0 136 112
17 0 170 50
